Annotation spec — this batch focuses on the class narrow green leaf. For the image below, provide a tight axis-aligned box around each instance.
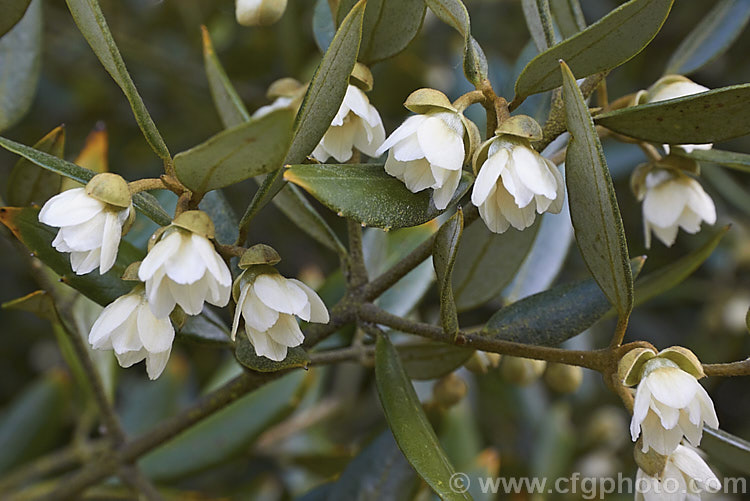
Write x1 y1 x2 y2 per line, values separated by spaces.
673 148 750 174
0 0 31 37
0 372 70 474
235 335 311 372
0 136 172 226
328 430 418 501
285 164 473 230
65 0 170 159
434 211 463 337
424 0 488 86
702 164 750 216
482 258 645 345
337 0 426 64
0 207 144 306
595 84 750 144
201 26 251 129
701 427 750 475
561 61 633 317
453 218 541 312
514 0 674 101
174 108 294 194
0 0 41 132
549 0 587 39
139 372 307 481
400 342 473 380
522 0 556 51
286 0 365 165
200 27 344 253
7 126 65 206
665 0 750 76
2 290 58 323
634 226 728 308
374 335 471 501
313 0 336 52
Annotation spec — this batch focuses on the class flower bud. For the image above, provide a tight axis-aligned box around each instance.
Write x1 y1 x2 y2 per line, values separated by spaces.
85 172 131 209
494 114 542 141
432 373 467 408
236 0 287 27
350 62 374 92
543 363 583 394
464 351 501 373
501 356 546 386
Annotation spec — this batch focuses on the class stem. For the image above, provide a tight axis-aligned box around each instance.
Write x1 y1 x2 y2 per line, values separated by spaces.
174 191 191 217
215 243 247 259
609 314 630 348
128 178 166 194
452 90 485 114
345 219 368 289
704 359 750 377
363 204 479 301
358 303 610 371
536 0 556 48
638 142 662 162
118 465 164 501
162 157 176 178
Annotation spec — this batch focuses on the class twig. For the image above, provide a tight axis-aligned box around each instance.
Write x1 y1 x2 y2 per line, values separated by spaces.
118 465 164 501
345 219 368 289
704 359 750 377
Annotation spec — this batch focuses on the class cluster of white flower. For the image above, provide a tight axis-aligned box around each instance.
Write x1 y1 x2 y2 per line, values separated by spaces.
620 347 720 499
633 76 717 248
39 175 329 379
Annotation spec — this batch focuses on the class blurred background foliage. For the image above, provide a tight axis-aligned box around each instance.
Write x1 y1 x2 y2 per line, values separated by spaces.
1 0 749 498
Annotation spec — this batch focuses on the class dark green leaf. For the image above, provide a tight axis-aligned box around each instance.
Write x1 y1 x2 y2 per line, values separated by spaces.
327 430 418 501
434 211 462 336
178 308 232 346
562 61 633 317
665 0 750 76
514 0 674 101
424 0 488 86
400 342 473 380
286 0 365 165
701 164 750 216
0 372 70 474
7 126 65 206
201 26 251 129
0 0 41 132
549 0 586 39
374 335 471 501
313 0 336 52
2 290 58 323
595 84 750 144
701 427 750 475
482 258 645 345
453 218 540 312
235 334 311 372
65 0 170 159
140 371 307 481
274 185 347 254
285 164 472 230
673 148 750 174
0 0 31 37
634 226 728 308
198 190 239 246
0 207 144 306
337 0 425 64
522 0 556 51
0 136 172 226
174 108 294 194
119 362 188 436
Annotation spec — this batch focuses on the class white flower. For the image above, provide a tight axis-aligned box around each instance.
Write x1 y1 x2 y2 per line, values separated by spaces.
471 136 564 233
236 0 287 27
89 287 175 380
232 273 329 361
252 96 295 120
631 358 719 455
311 84 385 163
138 215 231 318
377 110 466 210
39 187 130 275
635 445 720 501
645 76 712 154
640 169 716 248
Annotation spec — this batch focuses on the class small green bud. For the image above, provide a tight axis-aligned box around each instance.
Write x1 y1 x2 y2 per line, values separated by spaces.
432 373 467 408
172 210 216 240
501 356 546 386
403 88 457 115
544 363 583 394
494 115 543 141
236 0 287 27
350 62 373 92
633 439 668 477
618 347 657 387
239 244 281 269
